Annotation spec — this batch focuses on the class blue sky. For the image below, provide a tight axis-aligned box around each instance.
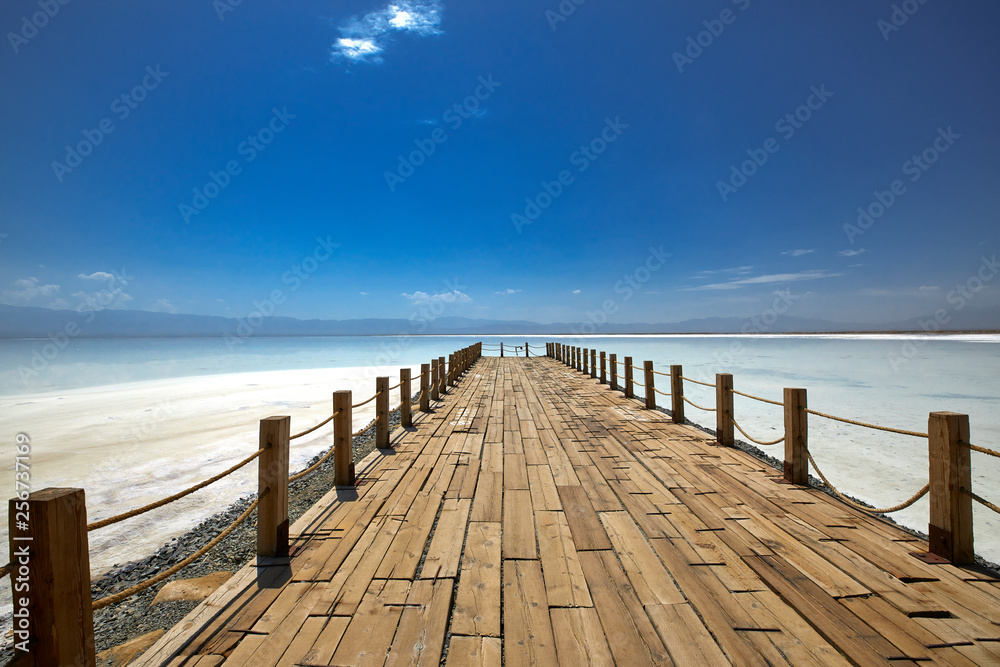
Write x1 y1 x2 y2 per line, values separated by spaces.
2 0 999 327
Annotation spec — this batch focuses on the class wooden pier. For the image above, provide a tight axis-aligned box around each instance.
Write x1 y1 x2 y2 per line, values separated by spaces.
122 355 1000 666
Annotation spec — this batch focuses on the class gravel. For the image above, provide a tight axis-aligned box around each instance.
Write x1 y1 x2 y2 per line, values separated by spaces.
0 406 407 666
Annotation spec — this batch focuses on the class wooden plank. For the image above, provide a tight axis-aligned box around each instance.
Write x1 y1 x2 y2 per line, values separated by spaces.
527 463 562 511
445 636 501 667
577 550 670 665
534 511 592 607
385 578 454 666
503 489 537 560
549 607 615 666
599 511 684 605
377 491 444 580
298 617 350 666
645 603 731 666
273 616 326 667
470 472 502 522
557 485 612 551
504 453 529 490
503 560 558 666
452 522 502 637
330 579 411 666
313 514 402 617
421 498 472 579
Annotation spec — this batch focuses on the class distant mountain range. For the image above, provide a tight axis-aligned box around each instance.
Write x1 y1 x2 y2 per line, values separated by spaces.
0 304 997 338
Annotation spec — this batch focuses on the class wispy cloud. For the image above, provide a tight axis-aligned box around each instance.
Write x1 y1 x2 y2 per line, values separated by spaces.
839 248 867 257
781 249 815 257
695 265 753 277
684 270 841 291
402 289 470 304
148 298 177 314
495 288 520 295
78 271 116 281
571 289 581 294
0 277 63 308
332 1 443 64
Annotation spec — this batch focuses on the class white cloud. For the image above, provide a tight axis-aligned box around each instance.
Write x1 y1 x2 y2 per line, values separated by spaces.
838 248 867 257
495 288 521 295
781 249 815 257
78 271 115 281
148 299 178 314
402 289 471 304
332 1 443 64
359 291 370 296
918 285 939 291
696 265 754 277
685 270 841 291
571 289 581 294
0 277 64 308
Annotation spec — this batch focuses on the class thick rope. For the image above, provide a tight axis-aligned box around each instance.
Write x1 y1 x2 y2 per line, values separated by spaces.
681 376 716 388
732 418 784 446
970 444 1000 459
87 448 265 531
966 489 1000 515
682 396 716 412
388 380 403 391
732 389 784 407
654 387 671 397
652 369 671 377
806 451 929 514
352 391 381 409
290 411 339 440
0 563 9 579
803 408 927 438
411 387 425 406
92 496 261 610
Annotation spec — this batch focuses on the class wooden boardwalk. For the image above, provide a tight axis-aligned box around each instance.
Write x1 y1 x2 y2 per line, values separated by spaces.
135 357 1000 666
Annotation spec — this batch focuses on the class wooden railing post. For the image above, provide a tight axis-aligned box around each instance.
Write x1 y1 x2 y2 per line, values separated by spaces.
400 368 412 427
438 356 447 395
376 376 389 448
783 388 808 485
501 342 504 357
431 359 440 401
600 351 607 385
334 390 355 486
610 354 618 391
9 488 96 666
420 363 430 412
670 365 684 423
258 416 290 557
624 356 634 398
716 373 734 446
590 349 597 379
582 348 589 375
927 412 974 564
644 361 656 410
525 342 529 358
448 353 456 386
577 347 582 372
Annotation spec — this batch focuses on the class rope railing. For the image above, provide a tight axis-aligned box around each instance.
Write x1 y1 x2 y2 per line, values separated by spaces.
970 443 1000 459
290 411 338 440
351 391 381 409
92 495 262 610
654 387 671 397
966 489 1000 515
682 396 716 412
732 417 784 446
86 448 266 532
681 375 716 388
0 563 9 580
806 450 929 514
388 380 403 391
803 407 927 438
732 389 783 407
652 368 671 377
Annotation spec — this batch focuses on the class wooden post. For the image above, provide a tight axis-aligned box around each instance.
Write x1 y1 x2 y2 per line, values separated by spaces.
448 354 456 386
258 415 290 557
9 488 96 666
783 388 808 485
430 359 440 401
525 342 529 358
420 363 430 412
582 348 589 375
670 365 684 424
590 349 597 379
716 373 734 446
624 356 634 398
376 376 389 448
334 390 355 486
438 356 447 396
600 351 607 385
400 368 412 427
927 412 974 564
610 354 618 391
644 361 656 410
577 347 582 372
500 342 504 357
